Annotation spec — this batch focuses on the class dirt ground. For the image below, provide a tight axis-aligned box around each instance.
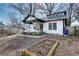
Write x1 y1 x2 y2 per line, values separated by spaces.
55 36 79 56
0 36 45 56
0 34 79 56
0 34 7 38
45 35 79 56
27 40 56 56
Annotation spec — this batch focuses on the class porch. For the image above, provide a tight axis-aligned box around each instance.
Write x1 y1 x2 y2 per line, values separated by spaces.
22 15 45 35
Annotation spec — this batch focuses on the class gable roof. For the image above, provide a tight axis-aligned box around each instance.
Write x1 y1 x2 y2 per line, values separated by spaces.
22 11 69 24
47 11 68 19
22 15 45 24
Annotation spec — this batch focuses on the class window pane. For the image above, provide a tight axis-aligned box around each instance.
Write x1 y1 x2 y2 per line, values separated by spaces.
49 23 52 30
53 23 57 30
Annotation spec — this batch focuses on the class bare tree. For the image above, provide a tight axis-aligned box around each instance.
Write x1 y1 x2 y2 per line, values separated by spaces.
10 3 39 32
36 3 68 19
11 3 36 17
71 4 79 35
72 4 79 21
9 13 18 28
69 3 74 23
8 10 23 34
37 3 55 16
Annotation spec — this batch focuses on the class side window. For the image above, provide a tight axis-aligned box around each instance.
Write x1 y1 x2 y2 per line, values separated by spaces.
53 23 57 30
49 23 52 30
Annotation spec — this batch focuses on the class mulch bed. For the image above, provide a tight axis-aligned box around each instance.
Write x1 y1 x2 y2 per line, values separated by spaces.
27 40 56 56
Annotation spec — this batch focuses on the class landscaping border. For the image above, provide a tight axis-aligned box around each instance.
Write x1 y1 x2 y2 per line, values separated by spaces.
21 40 59 56
18 34 46 38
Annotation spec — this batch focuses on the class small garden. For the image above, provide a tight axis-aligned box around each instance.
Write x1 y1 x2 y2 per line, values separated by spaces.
21 35 79 56
22 40 59 56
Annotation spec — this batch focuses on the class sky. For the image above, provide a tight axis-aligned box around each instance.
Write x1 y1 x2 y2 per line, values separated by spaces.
0 3 10 25
0 3 47 25
0 3 69 25
0 3 45 25
0 3 24 25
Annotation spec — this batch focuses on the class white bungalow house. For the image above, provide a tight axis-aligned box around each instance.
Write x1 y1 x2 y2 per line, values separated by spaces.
22 11 71 36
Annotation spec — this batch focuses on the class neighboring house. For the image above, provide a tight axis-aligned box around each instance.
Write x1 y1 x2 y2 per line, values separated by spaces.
0 22 8 34
0 22 5 29
22 11 72 36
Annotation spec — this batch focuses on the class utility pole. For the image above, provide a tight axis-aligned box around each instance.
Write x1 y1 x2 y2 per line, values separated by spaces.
30 3 32 15
69 3 77 35
69 3 73 26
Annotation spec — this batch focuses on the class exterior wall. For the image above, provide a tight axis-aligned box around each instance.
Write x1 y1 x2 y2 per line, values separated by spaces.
24 20 64 35
43 20 64 35
24 24 39 32
24 22 43 32
33 22 40 30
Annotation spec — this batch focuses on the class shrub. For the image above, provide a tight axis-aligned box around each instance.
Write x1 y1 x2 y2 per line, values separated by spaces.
22 31 44 36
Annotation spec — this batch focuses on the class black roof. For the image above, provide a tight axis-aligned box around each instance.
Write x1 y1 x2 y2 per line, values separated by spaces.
22 15 30 23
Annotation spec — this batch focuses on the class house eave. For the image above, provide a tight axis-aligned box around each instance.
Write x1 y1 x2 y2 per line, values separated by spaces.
43 17 69 22
22 15 45 24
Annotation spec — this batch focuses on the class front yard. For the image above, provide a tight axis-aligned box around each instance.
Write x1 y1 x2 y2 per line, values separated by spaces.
0 35 45 56
0 34 79 56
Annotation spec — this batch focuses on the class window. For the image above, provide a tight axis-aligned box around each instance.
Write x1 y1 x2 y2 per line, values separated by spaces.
53 23 57 30
49 23 52 30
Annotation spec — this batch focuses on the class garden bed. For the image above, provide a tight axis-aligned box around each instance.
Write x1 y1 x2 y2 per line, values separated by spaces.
23 40 58 56
21 32 46 38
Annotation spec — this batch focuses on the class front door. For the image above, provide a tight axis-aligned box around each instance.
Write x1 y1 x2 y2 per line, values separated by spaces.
63 27 68 35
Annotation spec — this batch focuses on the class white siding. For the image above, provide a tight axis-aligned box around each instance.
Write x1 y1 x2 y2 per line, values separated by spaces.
43 20 63 35
24 24 38 32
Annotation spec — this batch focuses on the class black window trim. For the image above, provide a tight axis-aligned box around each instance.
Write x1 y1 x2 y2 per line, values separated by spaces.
49 23 52 30
53 22 57 30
